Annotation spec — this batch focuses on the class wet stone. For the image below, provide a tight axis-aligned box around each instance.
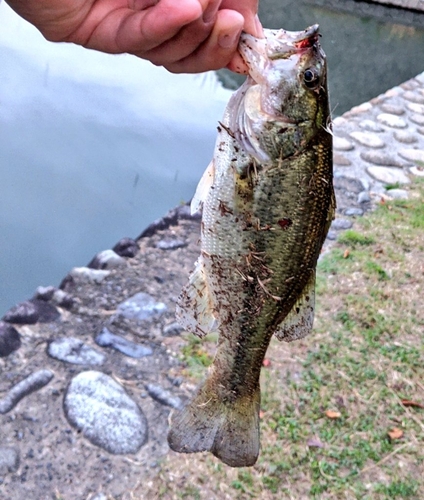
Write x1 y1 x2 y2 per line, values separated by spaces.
64 371 148 454
349 131 385 148
163 322 184 337
360 150 409 167
47 337 105 365
116 292 167 321
407 102 424 115
333 153 351 166
398 149 424 164
358 191 371 204
69 267 111 284
386 189 409 200
393 130 418 144
145 383 183 410
409 113 424 126
359 119 384 132
113 237 139 258
367 166 410 185
403 90 424 104
331 219 353 231
0 322 21 357
88 250 126 270
379 103 405 115
156 239 187 250
345 208 364 216
0 447 20 474
410 166 424 177
377 113 407 129
0 370 54 414
95 328 153 358
333 136 354 151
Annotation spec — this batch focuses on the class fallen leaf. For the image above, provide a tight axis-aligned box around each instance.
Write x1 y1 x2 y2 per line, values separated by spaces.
343 249 350 259
325 410 341 419
262 358 271 367
259 410 265 419
388 427 403 440
401 399 424 409
307 437 324 448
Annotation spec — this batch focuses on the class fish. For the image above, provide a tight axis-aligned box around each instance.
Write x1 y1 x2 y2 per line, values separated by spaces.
167 24 335 468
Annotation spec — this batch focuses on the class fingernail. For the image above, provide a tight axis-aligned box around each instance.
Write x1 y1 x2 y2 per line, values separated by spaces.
203 1 220 23
218 29 241 49
255 15 264 37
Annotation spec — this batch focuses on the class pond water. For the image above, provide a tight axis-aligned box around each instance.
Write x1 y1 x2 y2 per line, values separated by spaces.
1 1 424 315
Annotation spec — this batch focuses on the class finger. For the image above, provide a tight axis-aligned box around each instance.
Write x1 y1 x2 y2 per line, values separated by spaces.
164 9 243 74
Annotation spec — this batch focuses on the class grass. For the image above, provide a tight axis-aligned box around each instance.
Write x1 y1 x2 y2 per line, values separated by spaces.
140 178 424 500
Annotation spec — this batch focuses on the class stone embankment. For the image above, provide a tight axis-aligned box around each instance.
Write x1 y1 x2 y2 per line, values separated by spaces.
0 71 423 499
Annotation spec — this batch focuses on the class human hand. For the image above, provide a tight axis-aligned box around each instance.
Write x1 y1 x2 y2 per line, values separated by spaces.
5 0 262 73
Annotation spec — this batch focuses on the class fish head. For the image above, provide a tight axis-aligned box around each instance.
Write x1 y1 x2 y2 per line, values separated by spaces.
236 25 330 161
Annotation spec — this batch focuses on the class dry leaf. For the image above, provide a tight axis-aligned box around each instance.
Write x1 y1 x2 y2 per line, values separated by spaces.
401 399 424 409
262 358 271 367
325 410 341 419
343 249 350 259
259 410 265 419
388 427 403 440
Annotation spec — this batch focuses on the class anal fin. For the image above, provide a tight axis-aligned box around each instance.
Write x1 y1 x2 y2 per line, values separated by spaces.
176 257 217 338
274 271 316 342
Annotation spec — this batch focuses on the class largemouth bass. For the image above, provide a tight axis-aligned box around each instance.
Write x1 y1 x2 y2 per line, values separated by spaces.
168 24 335 468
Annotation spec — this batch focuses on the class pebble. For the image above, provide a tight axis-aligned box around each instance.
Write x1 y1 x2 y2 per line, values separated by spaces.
69 267 111 284
367 166 410 185
330 219 353 231
47 337 106 365
418 127 424 136
2 301 38 324
398 149 424 164
410 166 424 177
349 131 385 148
407 102 424 114
34 286 56 301
116 292 167 321
52 289 75 309
156 239 187 250
385 189 409 200
0 447 20 474
345 208 364 216
333 153 351 166
376 113 407 128
326 230 338 241
409 113 424 126
334 176 364 194
393 131 418 144
359 119 384 132
112 237 139 258
360 150 409 167
88 250 126 270
357 191 371 204
162 322 184 337
379 103 405 115
402 90 424 104
95 328 153 358
64 371 147 454
333 136 354 151
145 383 183 410
0 322 21 357
0 370 54 414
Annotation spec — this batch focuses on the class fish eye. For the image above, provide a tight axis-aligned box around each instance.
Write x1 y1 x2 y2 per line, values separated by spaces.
303 68 320 89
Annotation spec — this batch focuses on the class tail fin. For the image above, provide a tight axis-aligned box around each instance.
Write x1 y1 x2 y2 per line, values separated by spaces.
167 378 260 467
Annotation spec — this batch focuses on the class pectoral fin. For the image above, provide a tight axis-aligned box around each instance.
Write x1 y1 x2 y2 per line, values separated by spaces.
274 272 316 342
176 257 217 338
190 160 215 215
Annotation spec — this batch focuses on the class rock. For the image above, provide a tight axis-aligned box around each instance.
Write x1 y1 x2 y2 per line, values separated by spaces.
418 127 424 136
2 301 38 324
402 90 424 104
326 230 337 241
376 113 407 128
47 337 105 365
145 383 183 410
0 322 21 357
0 447 20 474
32 299 60 323
0 370 54 414
367 166 411 185
334 176 364 194
349 131 385 148
398 149 424 164
69 267 111 284
163 322 184 337
393 131 418 144
52 289 75 309
386 189 409 200
333 136 354 151
360 150 409 167
410 113 424 126
345 208 364 216
379 103 405 115
113 237 139 258
410 166 424 177
34 286 56 301
116 292 167 321
95 328 153 358
407 102 424 114
88 250 126 270
333 153 351 166
64 371 147 454
357 191 371 204
156 239 187 250
358 119 384 132
331 219 353 231
138 203 200 239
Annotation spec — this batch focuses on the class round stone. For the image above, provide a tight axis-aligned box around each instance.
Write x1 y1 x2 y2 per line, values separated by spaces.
358 191 371 204
0 322 21 357
367 166 410 185
88 250 126 270
69 267 111 284
360 151 409 167
407 102 424 114
409 113 424 126
386 189 409 200
116 292 167 321
380 104 405 115
345 208 364 216
112 237 139 258
393 131 418 144
410 166 424 177
359 119 384 132
331 219 353 230
398 149 424 164
333 136 354 151
349 131 385 148
333 153 351 166
376 113 407 128
402 91 424 105
418 127 424 136
2 301 38 324
47 337 106 365
64 371 148 454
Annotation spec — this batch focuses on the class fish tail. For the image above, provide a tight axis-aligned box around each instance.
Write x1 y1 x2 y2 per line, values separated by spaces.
167 377 260 467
